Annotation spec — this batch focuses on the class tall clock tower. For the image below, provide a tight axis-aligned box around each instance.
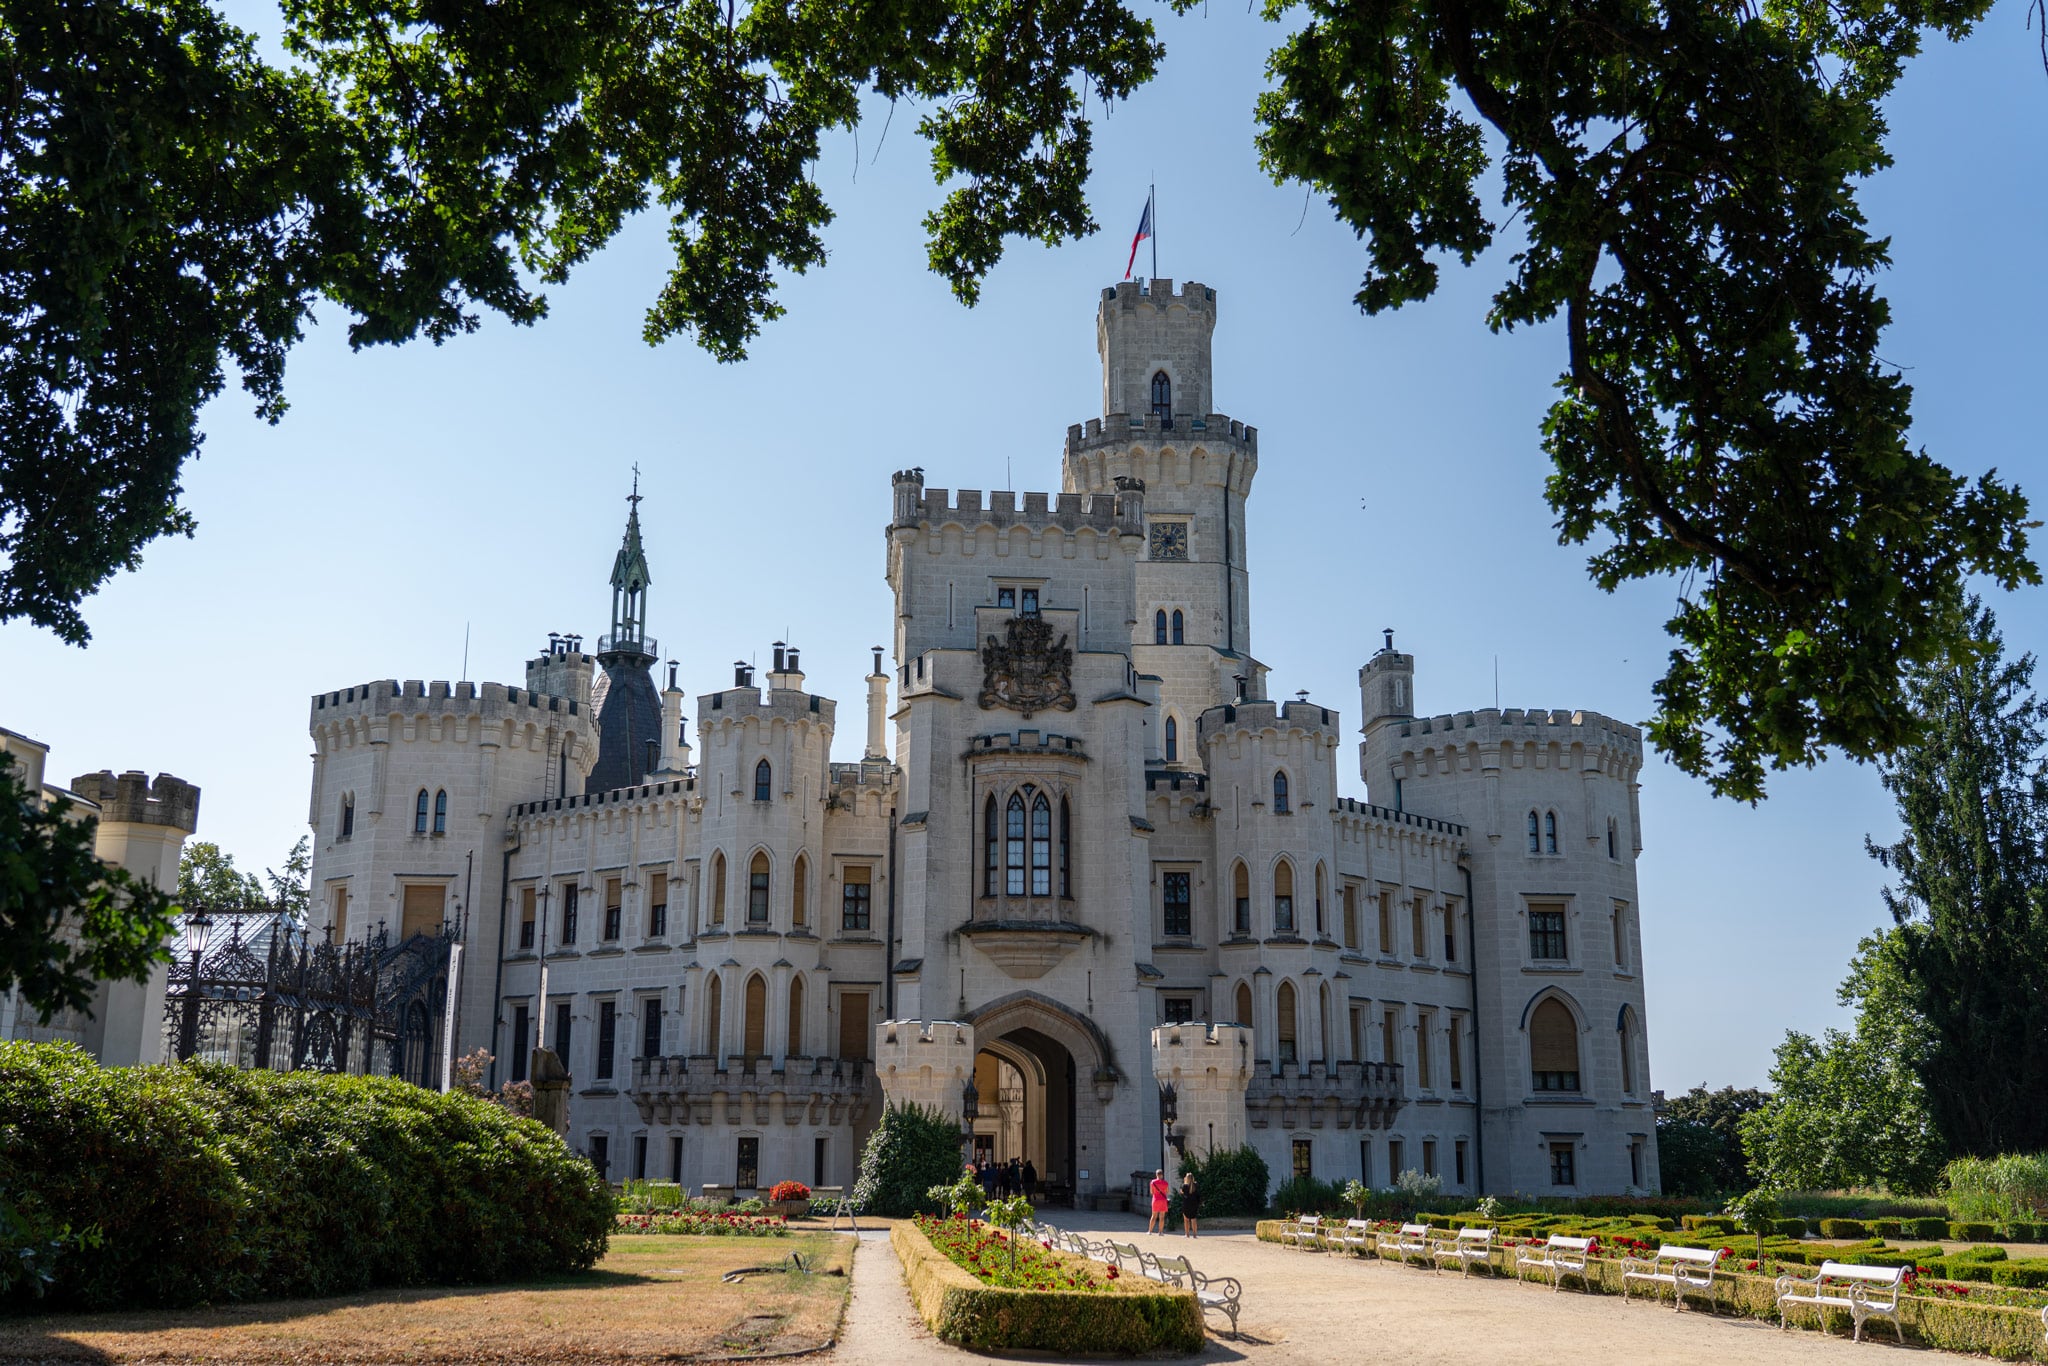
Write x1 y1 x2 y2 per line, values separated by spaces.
1062 278 1262 773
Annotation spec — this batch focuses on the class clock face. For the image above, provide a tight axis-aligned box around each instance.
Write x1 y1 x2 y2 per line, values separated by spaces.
1149 521 1189 561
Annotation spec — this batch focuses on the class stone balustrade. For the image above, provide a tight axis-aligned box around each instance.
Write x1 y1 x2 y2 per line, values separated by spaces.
629 1053 872 1128
1246 1059 1405 1131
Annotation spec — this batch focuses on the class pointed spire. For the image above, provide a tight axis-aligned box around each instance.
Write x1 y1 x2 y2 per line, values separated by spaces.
612 465 651 593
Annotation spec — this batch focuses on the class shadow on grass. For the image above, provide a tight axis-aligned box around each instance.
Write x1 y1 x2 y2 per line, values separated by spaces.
0 1268 663 1351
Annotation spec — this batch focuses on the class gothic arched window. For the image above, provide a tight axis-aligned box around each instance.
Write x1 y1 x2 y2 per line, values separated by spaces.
432 788 448 835
1232 862 1251 935
1544 809 1559 854
743 973 767 1056
1234 981 1253 1028
1608 817 1619 860
1154 609 1168 645
1164 716 1179 763
1171 610 1184 645
1030 792 1052 895
1274 860 1296 933
1277 981 1298 1064
1005 793 1028 896
339 793 354 840
1527 809 1541 854
706 972 723 1059
754 759 772 802
788 973 806 1056
791 854 808 928
413 789 430 834
984 795 999 896
1530 998 1581 1092
1272 771 1290 814
748 852 770 923
1151 370 1172 420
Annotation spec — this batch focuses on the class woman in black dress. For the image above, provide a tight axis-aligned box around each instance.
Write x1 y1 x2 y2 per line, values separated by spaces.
1180 1172 1202 1237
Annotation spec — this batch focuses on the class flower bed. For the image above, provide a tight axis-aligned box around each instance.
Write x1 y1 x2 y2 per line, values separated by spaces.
616 1210 792 1237
1258 1217 2048 1359
893 1218 1203 1354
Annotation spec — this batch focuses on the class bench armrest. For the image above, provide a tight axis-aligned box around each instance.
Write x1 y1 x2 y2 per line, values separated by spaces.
1775 1269 1822 1296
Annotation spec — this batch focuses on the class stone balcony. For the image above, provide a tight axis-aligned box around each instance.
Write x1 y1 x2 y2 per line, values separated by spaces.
629 1053 873 1128
1246 1059 1405 1131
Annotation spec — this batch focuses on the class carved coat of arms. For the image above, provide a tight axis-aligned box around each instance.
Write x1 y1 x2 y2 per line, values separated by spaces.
979 616 1077 718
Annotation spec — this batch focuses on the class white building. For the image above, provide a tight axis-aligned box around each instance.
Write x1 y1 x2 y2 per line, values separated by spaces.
1 726 200 1064
303 280 1658 1199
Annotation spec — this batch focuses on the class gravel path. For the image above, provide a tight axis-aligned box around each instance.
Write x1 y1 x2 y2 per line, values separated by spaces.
829 1212 1898 1364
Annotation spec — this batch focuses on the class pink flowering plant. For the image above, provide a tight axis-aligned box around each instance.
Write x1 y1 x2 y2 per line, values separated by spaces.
915 1214 1107 1292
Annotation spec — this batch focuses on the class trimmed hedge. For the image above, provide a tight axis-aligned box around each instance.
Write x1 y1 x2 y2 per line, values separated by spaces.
892 1220 1203 1353
0 1041 612 1310
1819 1218 1870 1240
1952 1221 2000 1242
1254 1220 2048 1357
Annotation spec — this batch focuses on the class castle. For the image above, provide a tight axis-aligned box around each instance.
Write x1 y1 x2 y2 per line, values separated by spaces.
302 280 1659 1199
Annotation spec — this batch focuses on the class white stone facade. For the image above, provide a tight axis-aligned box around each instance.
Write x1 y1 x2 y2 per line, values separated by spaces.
301 279 1658 1200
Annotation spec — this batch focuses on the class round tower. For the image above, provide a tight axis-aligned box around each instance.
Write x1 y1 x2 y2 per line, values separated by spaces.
1064 281 1261 750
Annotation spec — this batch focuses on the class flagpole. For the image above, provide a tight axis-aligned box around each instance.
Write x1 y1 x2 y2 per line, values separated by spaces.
1150 182 1158 282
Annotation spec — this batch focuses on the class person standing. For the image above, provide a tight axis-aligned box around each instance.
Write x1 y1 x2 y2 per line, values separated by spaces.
1147 1168 1172 1235
1022 1157 1039 1201
1180 1171 1201 1238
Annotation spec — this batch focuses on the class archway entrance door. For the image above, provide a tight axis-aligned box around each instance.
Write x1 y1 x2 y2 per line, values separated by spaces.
969 1026 1079 1205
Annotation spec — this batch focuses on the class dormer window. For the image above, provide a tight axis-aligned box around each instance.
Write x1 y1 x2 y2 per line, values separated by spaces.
1151 370 1172 423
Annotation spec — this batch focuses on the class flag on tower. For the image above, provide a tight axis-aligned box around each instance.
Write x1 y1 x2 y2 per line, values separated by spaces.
1123 191 1154 280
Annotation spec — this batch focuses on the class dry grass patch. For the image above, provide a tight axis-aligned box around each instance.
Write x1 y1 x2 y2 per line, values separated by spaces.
0 1233 854 1364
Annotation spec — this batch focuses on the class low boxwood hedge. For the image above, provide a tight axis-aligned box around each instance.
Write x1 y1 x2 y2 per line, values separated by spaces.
0 1041 612 1310
1254 1219 2048 1357
1952 1221 1999 1242
1819 1218 1870 1240
892 1221 1203 1353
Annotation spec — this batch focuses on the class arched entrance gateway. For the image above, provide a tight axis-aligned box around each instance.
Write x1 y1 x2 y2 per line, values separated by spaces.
874 993 1114 1207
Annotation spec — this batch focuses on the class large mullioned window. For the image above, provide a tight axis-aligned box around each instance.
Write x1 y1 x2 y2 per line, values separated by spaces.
982 785 1070 900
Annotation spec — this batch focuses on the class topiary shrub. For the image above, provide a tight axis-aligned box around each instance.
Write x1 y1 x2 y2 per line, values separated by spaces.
1818 1218 1870 1240
1174 1144 1268 1218
1681 1214 1740 1234
1270 1174 1341 1217
0 1041 611 1310
1873 1219 1905 1239
1989 1260 2048 1289
1906 1217 1949 1240
1772 1218 1808 1238
1949 1221 1997 1242
853 1102 967 1217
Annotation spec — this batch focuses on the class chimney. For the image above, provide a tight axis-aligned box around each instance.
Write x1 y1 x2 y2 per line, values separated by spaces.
865 647 890 761
658 660 686 774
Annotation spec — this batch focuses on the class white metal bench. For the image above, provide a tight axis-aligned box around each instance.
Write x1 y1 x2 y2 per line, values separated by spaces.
1282 1213 1328 1250
1377 1222 1432 1264
1152 1252 1244 1335
1623 1243 1725 1311
1330 1218 1376 1256
1433 1226 1496 1276
1516 1234 1594 1291
1776 1261 1908 1342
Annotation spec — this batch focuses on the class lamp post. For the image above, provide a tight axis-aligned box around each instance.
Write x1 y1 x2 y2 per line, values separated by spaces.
1158 1080 1179 1175
175 912 215 1062
961 1076 981 1161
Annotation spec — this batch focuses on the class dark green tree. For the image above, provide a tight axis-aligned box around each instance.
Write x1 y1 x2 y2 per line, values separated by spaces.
176 841 265 910
1656 1084 1769 1194
1869 603 2048 1155
1245 0 2037 800
0 759 178 1022
1741 931 1945 1192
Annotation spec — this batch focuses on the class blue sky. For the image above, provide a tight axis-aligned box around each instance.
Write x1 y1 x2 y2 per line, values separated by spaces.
2 0 2042 1091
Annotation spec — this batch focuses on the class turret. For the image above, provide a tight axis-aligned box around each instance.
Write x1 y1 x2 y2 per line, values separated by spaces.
589 477 663 793
1096 279 1216 421
1360 629 1415 735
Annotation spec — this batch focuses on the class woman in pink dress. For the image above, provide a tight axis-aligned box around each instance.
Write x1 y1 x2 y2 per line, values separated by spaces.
1147 1168 1172 1234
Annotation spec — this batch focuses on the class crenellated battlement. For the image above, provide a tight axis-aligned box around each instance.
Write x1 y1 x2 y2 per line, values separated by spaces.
1195 698 1339 747
1065 411 1257 459
698 685 837 731
310 678 583 724
890 481 1143 536
69 770 200 832
1390 707 1644 764
1101 278 1215 314
1330 794 1464 837
967 729 1088 759
510 775 696 822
